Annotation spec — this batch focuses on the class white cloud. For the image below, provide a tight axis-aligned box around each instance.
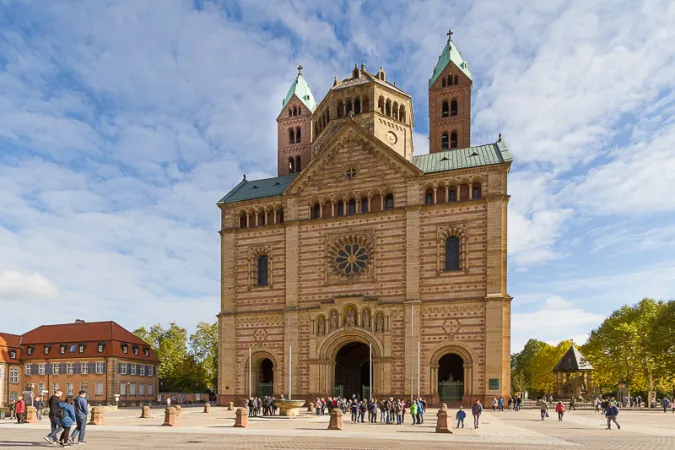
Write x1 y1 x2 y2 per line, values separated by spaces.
0 270 59 301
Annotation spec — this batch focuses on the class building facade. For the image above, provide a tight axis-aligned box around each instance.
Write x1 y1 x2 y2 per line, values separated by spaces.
217 33 512 406
0 333 23 407
0 321 159 406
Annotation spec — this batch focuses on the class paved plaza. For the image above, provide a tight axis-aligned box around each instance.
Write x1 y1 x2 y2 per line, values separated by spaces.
0 406 674 449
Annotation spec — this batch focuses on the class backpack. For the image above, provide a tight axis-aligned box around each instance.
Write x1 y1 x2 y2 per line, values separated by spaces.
56 406 66 419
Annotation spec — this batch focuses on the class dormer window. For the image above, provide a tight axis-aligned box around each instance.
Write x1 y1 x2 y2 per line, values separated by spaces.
27 346 34 356
9 350 16 359
60 345 66 354
79 344 85 353
144 348 149 357
44 345 51 355
69 344 77 353
97 343 104 353
133 346 139 356
122 344 128 354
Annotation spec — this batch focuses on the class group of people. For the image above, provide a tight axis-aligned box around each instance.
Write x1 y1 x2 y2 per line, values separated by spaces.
42 388 89 446
246 396 278 416
310 397 428 425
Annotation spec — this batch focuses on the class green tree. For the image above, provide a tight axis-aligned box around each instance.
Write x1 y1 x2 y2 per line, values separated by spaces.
529 341 569 395
189 321 218 392
134 323 188 392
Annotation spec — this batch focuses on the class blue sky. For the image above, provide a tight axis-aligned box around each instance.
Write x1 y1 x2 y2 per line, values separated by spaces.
1 0 674 351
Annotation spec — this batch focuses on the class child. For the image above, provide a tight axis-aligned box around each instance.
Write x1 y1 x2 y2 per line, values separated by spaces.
455 406 466 428
555 401 566 421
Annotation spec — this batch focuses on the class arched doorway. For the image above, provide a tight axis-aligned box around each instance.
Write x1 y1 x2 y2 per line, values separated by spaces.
438 353 464 401
255 358 274 397
334 342 371 399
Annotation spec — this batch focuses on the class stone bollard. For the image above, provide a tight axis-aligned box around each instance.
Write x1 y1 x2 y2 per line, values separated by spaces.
175 405 182 417
163 407 178 427
24 406 38 424
234 407 249 428
327 408 344 430
88 407 104 425
227 402 234 411
203 403 211 414
307 402 314 413
435 403 452 434
140 405 152 419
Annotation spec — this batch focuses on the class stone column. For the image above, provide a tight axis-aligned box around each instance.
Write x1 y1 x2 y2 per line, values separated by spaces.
163 407 177 427
435 404 452 433
24 406 38 424
88 407 104 425
328 408 344 430
234 408 249 428
140 405 152 418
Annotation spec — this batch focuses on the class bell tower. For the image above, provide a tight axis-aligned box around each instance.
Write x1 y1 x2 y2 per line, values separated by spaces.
428 30 472 153
277 65 316 176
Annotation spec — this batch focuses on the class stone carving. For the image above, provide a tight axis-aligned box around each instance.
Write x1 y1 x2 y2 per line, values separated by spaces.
254 328 267 343
330 310 339 331
375 314 384 332
443 319 460 339
362 309 370 329
325 230 376 283
346 307 355 326
318 316 326 336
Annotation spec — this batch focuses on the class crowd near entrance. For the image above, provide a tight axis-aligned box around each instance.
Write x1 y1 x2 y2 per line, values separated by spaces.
438 353 464 401
255 357 274 397
334 342 371 399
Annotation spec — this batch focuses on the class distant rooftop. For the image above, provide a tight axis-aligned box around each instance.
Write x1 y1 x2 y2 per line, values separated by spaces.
430 34 472 87
218 174 299 205
553 345 594 372
412 140 512 173
282 67 317 112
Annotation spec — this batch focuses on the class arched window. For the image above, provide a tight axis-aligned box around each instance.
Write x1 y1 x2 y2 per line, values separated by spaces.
312 204 321 219
354 98 361 114
393 102 399 120
337 201 345 217
454 75 458 85
442 78 446 87
472 184 481 199
378 96 385 114
450 132 458 148
266 210 274 225
448 188 457 202
337 101 344 118
385 99 391 117
346 98 353 115
385 193 394 210
288 128 295 144
288 109 292 117
448 75 453 86
257 255 269 286
450 100 458 117
361 197 369 213
441 133 449 150
425 189 434 205
399 105 406 123
296 127 302 143
348 199 356 216
239 213 247 228
445 237 460 271
442 101 449 118
288 157 295 173
362 96 369 112
295 155 301 171
260 211 266 226
277 210 284 223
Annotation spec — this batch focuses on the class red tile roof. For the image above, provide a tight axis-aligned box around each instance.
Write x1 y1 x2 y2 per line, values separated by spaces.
19 321 159 362
0 332 22 362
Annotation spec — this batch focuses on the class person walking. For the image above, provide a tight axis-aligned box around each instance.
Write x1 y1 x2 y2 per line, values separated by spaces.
456 406 466 428
15 396 25 424
58 396 77 447
605 402 620 430
69 390 88 445
471 399 482 429
35 396 44 421
491 397 497 411
540 397 549 421
498 396 504 412
44 389 64 444
409 400 418 425
661 397 670 413
555 401 566 421
569 397 576 411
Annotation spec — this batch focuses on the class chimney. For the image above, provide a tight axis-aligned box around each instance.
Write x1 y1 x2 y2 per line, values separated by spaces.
75 319 85 323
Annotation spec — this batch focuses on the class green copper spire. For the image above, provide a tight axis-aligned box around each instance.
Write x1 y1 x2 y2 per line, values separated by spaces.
282 64 317 112
429 30 472 88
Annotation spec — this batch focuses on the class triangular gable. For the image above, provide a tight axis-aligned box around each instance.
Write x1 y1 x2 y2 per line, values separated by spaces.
286 119 423 195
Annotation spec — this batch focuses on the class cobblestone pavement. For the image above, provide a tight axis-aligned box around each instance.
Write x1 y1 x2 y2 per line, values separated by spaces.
0 407 673 449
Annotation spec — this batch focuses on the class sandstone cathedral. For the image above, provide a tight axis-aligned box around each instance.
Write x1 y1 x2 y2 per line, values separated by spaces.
217 32 512 406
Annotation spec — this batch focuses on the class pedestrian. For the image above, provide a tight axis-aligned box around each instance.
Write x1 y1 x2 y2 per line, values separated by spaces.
491 397 497 411
58 396 77 447
69 390 88 445
416 398 423 424
471 399 482 429
359 400 366 423
540 397 549 421
455 405 466 428
44 389 64 445
569 397 576 411
605 402 620 430
15 396 25 424
498 396 504 412
395 399 402 425
555 401 566 421
661 398 670 413
35 396 44 421
410 400 418 425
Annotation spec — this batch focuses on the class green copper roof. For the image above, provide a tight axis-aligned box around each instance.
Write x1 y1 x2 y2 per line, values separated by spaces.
218 174 299 204
411 141 512 173
282 72 317 112
429 38 472 87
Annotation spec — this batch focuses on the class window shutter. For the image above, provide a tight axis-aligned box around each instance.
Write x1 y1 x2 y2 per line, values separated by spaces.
60 363 66 374
137 364 141 375
118 363 122 374
88 363 95 374
103 362 107 373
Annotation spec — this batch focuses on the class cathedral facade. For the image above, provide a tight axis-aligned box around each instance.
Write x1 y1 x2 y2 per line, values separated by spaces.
217 34 512 406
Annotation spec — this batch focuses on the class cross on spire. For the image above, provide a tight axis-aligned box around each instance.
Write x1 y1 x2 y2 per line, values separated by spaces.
447 29 453 40
297 64 303 74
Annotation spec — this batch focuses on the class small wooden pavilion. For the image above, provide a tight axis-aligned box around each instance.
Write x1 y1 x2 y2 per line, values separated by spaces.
553 344 594 399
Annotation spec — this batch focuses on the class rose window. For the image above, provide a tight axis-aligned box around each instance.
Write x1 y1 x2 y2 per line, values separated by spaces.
328 234 374 278
335 244 370 275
